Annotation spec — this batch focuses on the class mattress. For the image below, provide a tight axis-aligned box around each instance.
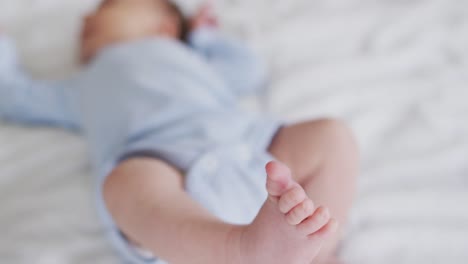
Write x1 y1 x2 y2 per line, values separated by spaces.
0 0 467 263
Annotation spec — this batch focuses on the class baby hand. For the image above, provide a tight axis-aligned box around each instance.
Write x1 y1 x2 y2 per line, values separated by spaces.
190 2 218 32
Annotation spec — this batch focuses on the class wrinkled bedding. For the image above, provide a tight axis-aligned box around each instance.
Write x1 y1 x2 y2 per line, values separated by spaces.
0 0 467 263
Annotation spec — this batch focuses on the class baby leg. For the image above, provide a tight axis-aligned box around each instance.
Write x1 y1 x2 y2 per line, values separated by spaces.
269 119 359 263
104 157 336 264
103 157 243 264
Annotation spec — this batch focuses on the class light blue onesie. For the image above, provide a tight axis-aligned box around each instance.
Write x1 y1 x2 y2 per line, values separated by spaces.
0 29 281 264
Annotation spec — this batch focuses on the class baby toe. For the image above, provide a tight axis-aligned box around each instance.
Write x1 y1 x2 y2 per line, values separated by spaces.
265 161 294 198
278 185 307 214
297 206 330 236
308 218 339 241
285 198 315 226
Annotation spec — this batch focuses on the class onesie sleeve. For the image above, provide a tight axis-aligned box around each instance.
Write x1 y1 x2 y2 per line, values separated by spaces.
189 27 268 97
0 35 79 129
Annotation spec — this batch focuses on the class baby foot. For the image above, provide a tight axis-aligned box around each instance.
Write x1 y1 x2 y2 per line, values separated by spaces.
232 161 337 264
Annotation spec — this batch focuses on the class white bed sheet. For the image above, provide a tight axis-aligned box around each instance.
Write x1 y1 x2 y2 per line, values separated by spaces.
0 0 467 263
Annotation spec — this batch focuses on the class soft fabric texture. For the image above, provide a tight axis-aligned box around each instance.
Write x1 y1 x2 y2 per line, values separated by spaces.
0 0 467 263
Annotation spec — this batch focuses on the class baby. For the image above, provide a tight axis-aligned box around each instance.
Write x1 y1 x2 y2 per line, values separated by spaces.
0 0 358 263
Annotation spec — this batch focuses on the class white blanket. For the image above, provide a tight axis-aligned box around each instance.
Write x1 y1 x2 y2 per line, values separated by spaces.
0 0 467 263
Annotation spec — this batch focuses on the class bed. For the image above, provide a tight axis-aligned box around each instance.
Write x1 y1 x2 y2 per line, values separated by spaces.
0 0 467 263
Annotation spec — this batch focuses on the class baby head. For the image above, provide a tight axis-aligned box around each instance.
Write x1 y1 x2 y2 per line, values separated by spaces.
80 0 188 63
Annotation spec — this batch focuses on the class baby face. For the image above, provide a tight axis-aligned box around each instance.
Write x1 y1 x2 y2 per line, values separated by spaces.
80 0 184 63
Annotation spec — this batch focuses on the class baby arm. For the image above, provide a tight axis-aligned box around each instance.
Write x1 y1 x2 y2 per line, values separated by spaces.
188 5 268 97
0 34 78 129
